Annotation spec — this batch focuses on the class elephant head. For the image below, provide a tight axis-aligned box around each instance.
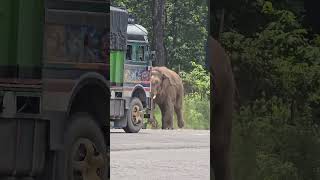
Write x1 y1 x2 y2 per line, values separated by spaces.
150 69 162 100
150 66 180 100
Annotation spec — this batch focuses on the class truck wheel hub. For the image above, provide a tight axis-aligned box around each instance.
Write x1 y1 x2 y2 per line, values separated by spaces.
132 105 143 125
71 138 105 180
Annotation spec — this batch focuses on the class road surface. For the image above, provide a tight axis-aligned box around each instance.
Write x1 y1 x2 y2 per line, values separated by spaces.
110 129 210 180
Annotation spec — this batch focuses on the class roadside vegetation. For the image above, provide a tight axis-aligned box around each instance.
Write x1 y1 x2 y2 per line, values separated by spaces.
219 1 320 179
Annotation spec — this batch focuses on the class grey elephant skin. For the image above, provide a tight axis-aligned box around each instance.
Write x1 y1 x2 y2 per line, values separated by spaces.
208 36 237 180
150 66 185 129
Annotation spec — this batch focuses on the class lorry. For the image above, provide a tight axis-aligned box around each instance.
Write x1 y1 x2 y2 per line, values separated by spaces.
110 8 153 133
0 0 111 179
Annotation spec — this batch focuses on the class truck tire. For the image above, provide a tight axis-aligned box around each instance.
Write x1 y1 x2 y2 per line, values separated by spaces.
55 113 108 180
123 97 144 133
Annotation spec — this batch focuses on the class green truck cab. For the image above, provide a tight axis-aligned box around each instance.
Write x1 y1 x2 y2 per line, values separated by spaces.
110 8 153 133
0 0 109 179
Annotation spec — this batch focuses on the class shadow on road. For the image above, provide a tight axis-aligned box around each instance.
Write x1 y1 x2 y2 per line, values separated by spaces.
110 130 150 134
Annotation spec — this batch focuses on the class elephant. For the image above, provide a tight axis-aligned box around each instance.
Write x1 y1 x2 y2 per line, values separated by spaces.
207 36 237 180
149 66 185 129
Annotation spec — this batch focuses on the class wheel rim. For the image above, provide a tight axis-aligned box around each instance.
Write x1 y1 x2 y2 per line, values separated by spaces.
131 105 143 126
71 138 105 180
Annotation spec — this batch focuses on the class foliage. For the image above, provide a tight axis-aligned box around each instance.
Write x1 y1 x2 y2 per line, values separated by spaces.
180 61 210 129
232 97 320 180
165 0 208 71
112 0 208 71
220 1 320 179
183 93 210 129
180 61 210 98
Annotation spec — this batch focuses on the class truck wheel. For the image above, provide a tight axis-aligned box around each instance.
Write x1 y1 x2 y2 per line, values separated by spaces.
57 113 108 180
123 97 144 133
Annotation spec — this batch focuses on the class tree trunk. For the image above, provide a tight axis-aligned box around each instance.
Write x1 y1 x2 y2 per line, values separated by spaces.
218 8 225 39
211 8 225 40
152 0 166 66
171 0 178 69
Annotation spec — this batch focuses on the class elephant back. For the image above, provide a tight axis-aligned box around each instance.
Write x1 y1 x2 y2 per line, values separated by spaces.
152 66 182 87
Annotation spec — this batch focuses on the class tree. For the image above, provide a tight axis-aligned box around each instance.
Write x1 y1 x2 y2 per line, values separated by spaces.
218 1 320 179
152 0 167 66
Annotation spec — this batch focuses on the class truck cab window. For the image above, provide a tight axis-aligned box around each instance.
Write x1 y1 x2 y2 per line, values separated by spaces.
126 45 132 60
137 46 144 61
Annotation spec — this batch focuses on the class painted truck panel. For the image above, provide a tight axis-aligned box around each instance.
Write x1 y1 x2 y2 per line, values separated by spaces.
110 51 125 86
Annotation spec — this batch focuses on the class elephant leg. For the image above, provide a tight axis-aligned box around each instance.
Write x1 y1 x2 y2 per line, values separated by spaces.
163 102 174 129
149 102 158 125
159 104 167 129
150 112 158 129
212 101 233 180
174 106 184 128
175 92 184 128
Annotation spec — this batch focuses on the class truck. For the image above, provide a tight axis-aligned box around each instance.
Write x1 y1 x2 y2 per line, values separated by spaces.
110 7 154 133
0 0 111 179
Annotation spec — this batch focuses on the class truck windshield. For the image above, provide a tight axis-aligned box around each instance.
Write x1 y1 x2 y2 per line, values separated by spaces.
126 45 133 60
126 44 146 62
137 46 144 61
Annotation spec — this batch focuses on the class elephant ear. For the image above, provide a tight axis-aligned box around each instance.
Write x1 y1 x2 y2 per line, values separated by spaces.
157 67 180 86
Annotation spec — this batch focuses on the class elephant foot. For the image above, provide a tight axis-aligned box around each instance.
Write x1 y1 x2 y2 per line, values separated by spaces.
178 120 185 128
148 118 158 129
150 121 158 129
161 126 173 130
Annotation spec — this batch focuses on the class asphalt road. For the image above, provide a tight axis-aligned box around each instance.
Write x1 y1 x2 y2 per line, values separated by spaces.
110 129 210 180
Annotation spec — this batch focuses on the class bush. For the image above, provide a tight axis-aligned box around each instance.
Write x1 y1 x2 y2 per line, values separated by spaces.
223 1 320 179
183 93 210 129
232 97 320 180
180 61 210 98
